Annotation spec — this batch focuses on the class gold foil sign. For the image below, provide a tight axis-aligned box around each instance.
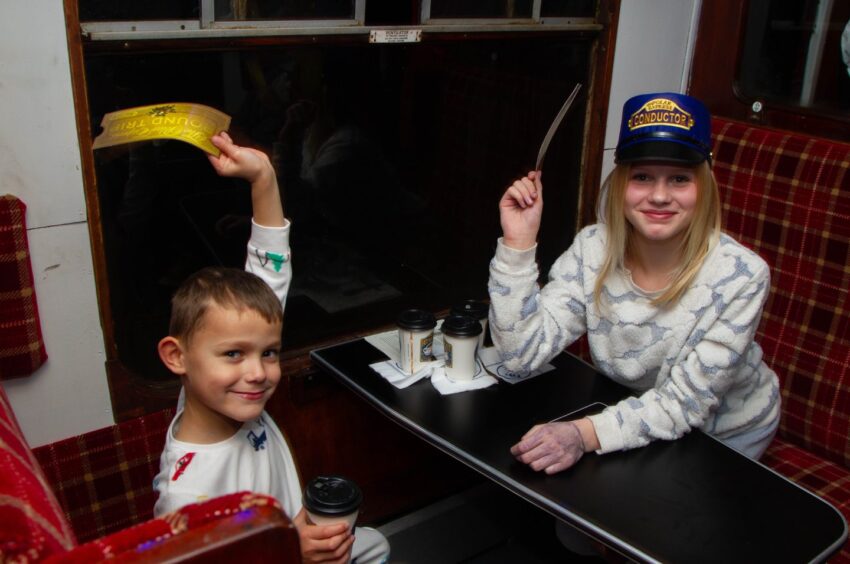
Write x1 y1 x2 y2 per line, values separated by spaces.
92 103 232 156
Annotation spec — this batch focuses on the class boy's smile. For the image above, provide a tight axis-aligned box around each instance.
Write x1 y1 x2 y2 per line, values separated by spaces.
172 302 282 443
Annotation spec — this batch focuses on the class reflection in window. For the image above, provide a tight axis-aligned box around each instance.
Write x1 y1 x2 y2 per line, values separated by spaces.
80 0 199 21
428 0 533 19
86 40 588 381
541 0 596 19
214 0 354 20
738 0 850 112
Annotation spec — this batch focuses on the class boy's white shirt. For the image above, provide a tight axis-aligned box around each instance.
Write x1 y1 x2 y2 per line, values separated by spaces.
153 410 302 518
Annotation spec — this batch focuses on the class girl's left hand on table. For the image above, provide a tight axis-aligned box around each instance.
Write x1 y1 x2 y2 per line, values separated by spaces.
511 420 586 474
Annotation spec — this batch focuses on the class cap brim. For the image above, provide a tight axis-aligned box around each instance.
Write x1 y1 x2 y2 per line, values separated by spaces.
615 140 706 165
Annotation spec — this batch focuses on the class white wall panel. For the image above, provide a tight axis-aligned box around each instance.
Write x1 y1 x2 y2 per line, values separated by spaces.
603 0 701 154
0 1 87 229
2 222 113 447
0 2 111 447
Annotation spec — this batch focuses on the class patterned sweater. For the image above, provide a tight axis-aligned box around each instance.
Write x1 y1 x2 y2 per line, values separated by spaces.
488 224 781 454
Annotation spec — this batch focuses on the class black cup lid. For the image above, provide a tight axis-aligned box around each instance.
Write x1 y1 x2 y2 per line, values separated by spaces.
441 314 483 337
450 300 489 320
397 309 436 331
304 475 363 516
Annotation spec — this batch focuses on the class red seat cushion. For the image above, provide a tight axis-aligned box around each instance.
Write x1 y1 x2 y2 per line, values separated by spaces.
0 385 76 560
46 491 283 563
762 437 850 561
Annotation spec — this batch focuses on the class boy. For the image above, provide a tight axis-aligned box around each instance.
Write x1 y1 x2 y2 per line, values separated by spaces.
153 132 389 564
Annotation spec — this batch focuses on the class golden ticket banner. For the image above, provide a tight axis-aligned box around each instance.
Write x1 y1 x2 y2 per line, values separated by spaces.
92 103 231 155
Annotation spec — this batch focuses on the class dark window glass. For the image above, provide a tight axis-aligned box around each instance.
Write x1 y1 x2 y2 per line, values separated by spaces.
214 0 354 20
738 0 850 112
85 38 589 381
365 0 414 25
429 0 533 19
541 0 597 18
80 1 199 21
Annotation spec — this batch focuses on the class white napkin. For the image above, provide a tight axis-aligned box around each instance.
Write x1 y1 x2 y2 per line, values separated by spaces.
430 361 498 395
365 326 552 391
368 358 440 389
366 325 497 393
366 327 441 389
477 347 555 384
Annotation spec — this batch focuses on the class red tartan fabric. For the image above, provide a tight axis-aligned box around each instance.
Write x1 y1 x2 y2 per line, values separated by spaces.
762 437 850 563
0 383 76 561
712 119 850 468
1 386 282 562
32 408 175 543
0 195 47 379
712 118 850 560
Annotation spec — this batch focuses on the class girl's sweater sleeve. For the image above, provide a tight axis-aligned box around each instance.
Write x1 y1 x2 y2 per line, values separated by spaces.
488 235 588 372
588 257 771 453
245 218 292 309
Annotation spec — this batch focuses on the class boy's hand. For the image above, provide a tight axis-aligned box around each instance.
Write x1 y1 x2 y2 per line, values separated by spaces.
208 131 274 185
293 508 354 564
209 131 286 227
500 171 543 251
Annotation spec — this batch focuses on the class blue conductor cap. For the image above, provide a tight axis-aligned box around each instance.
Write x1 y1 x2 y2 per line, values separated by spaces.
615 92 712 165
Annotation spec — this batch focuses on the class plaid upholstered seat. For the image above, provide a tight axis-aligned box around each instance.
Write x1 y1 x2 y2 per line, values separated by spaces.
11 402 300 561
712 118 850 561
32 408 175 542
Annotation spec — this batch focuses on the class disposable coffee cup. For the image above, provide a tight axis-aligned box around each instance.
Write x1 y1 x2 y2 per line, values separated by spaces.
397 309 436 374
441 314 483 381
450 300 489 348
303 475 363 531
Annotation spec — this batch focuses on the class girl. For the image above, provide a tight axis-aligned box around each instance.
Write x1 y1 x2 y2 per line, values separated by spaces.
490 92 780 475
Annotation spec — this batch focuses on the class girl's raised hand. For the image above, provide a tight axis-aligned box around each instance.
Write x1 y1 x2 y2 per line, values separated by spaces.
207 131 273 185
499 171 543 250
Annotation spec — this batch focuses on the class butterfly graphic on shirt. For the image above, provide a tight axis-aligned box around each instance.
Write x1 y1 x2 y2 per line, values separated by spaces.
247 428 268 451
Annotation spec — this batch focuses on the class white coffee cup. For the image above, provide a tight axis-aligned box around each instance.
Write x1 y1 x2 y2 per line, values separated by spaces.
397 309 436 374
306 508 359 531
441 314 483 381
451 300 489 349
303 475 362 532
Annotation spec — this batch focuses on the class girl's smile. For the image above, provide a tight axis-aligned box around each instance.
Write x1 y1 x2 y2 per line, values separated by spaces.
624 163 698 245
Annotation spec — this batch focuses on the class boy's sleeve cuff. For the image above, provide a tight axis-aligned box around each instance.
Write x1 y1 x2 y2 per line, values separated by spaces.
588 410 626 454
494 237 538 270
251 218 291 253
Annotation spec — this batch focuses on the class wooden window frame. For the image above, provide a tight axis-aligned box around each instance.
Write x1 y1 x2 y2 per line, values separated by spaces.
63 0 620 421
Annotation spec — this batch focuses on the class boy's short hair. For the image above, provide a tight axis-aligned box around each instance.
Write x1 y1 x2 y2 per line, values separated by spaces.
169 266 283 343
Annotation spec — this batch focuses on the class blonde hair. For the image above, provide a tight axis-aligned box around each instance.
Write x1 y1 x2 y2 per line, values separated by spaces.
593 161 721 308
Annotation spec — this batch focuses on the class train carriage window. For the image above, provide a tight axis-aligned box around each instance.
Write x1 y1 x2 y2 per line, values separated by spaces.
79 1 199 21
214 0 355 20
423 0 598 22
69 0 616 418
738 0 850 113
692 0 850 142
542 0 597 19
427 1 534 19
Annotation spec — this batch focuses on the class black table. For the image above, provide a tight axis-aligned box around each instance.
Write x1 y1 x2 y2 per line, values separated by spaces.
311 338 847 563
